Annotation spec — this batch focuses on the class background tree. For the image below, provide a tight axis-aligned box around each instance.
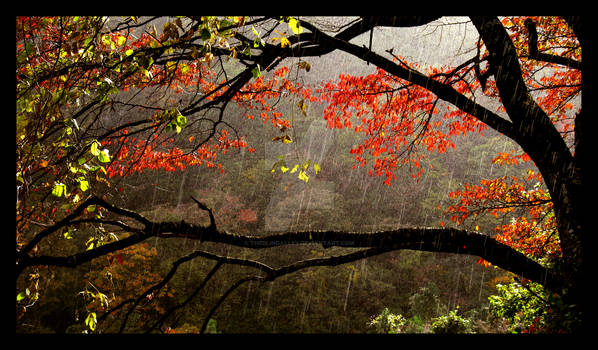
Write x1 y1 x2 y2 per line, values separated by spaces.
16 16 584 333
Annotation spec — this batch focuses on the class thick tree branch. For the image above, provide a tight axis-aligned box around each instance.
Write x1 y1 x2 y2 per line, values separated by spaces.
19 196 561 291
295 20 516 139
470 17 581 278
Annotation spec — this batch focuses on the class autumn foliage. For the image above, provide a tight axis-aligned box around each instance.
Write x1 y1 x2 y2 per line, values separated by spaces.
16 16 582 333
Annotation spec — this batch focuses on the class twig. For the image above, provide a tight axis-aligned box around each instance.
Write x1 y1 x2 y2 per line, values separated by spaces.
191 196 216 229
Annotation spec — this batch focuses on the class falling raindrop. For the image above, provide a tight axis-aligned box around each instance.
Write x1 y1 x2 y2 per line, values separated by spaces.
343 269 354 312
468 262 475 292
299 293 311 331
478 270 485 302
242 280 253 316
261 282 273 318
176 171 187 209
359 258 367 280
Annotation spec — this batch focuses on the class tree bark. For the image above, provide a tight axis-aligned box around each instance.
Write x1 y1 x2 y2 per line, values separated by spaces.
469 17 583 307
17 196 562 290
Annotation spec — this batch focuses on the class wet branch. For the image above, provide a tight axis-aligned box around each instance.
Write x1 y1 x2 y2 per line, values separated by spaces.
17 196 561 291
297 19 516 140
198 247 391 333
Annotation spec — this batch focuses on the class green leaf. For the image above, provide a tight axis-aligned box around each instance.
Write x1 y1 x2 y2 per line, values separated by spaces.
280 165 289 173
98 149 111 163
252 64 261 78
78 178 89 192
90 141 100 156
52 183 66 197
17 292 26 302
290 165 299 173
176 113 187 126
179 63 190 75
251 26 260 38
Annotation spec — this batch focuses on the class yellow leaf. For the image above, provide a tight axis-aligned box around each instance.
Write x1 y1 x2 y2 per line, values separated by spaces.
280 37 291 48
288 17 303 34
298 170 309 183
297 99 307 116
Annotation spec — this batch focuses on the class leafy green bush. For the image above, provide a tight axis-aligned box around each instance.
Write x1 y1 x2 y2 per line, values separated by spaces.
368 308 406 334
488 281 580 333
430 308 472 334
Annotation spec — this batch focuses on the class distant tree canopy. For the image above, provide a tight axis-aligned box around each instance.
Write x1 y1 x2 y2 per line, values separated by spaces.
16 16 584 333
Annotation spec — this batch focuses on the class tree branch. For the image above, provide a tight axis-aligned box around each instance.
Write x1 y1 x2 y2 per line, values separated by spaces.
524 18 581 70
296 20 516 139
19 196 560 291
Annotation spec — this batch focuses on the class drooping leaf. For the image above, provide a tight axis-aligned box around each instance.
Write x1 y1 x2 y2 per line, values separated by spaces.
90 141 100 156
288 18 303 34
252 64 261 78
85 312 97 331
297 99 307 116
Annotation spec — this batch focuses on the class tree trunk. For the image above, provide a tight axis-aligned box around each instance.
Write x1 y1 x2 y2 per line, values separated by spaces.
470 17 583 314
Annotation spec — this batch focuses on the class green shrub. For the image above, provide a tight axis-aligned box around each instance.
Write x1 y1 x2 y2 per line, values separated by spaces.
430 308 472 334
368 308 406 334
